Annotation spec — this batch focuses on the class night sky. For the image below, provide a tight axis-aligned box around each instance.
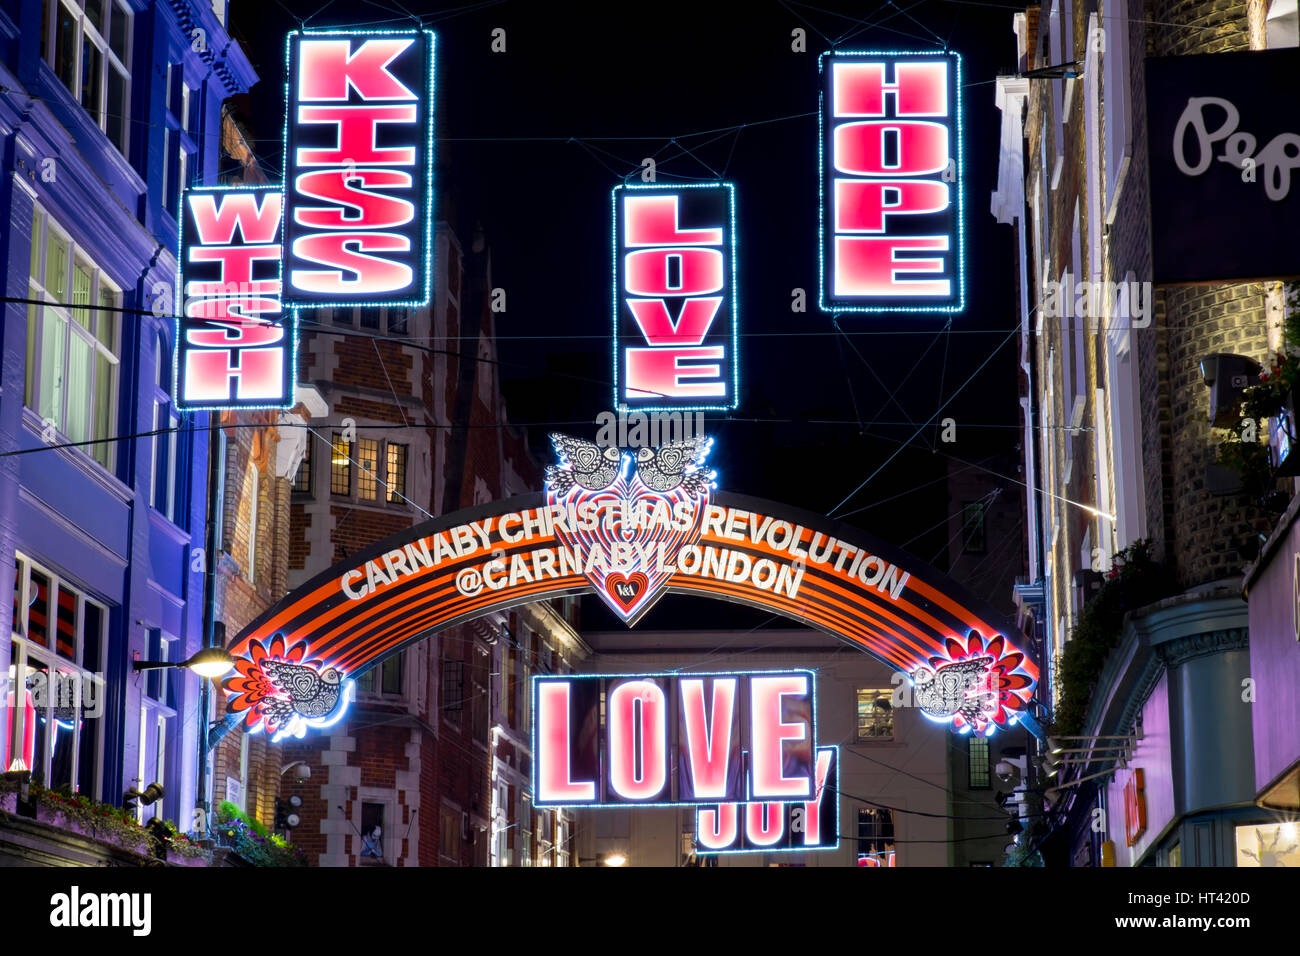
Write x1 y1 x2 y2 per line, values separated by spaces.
232 0 1024 631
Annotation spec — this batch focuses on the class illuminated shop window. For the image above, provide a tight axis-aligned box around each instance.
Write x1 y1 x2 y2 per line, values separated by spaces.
856 688 894 740
386 443 407 503
857 807 894 856
6 555 106 803
359 802 385 863
1236 823 1300 867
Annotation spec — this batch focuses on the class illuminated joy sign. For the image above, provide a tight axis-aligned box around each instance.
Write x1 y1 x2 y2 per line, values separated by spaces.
283 29 435 307
820 50 964 313
177 185 293 410
533 671 815 807
613 183 738 412
696 747 839 854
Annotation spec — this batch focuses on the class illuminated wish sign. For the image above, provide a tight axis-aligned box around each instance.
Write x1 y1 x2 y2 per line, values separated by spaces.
696 747 839 855
177 185 293 410
820 50 965 313
283 28 435 308
613 183 739 412
533 671 816 807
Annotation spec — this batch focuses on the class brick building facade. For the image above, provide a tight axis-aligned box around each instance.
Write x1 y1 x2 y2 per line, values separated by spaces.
994 0 1294 865
278 220 588 866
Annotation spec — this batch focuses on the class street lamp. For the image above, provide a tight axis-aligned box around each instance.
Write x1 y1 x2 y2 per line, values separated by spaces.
604 852 628 867
133 646 234 679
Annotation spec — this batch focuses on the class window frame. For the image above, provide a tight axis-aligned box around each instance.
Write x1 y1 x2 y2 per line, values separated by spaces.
6 553 107 802
856 687 895 741
968 735 992 789
42 0 133 156
25 206 121 473
328 431 408 508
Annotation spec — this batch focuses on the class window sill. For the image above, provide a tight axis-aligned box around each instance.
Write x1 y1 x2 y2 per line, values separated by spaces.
21 407 130 503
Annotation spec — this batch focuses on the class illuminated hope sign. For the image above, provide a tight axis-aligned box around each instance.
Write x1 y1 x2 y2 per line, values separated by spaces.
533 671 815 807
283 29 435 307
820 51 965 313
696 747 839 854
177 185 293 410
613 183 739 412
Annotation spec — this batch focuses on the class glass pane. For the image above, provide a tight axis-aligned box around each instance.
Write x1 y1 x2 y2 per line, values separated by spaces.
94 352 114 468
25 303 37 409
28 569 51 648
55 584 77 660
331 435 351 495
81 601 101 671
387 444 406 502
72 262 92 330
106 64 126 154
80 36 102 117
98 288 118 352
25 656 50 785
388 308 408 335
77 704 100 799
55 3 77 93
12 560 23 635
5 642 27 771
39 309 65 427
50 674 75 790
357 439 378 499
109 3 128 61
359 307 379 329
29 209 41 279
66 332 93 444
382 654 402 695
46 232 68 301
85 0 105 32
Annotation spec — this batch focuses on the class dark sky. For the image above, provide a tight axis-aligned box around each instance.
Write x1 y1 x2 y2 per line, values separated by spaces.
231 0 1024 631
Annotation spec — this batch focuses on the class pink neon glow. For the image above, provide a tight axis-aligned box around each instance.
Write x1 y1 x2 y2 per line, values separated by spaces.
293 169 415 230
833 235 950 297
184 348 285 401
833 121 949 177
290 233 413 294
188 192 282 245
624 346 726 399
834 179 949 233
626 297 722 347
832 61 949 117
680 678 737 799
608 680 668 800
624 248 724 298
800 749 835 846
697 804 739 850
294 104 418 166
624 194 723 247
537 682 596 802
745 802 785 846
298 38 416 101
749 674 811 799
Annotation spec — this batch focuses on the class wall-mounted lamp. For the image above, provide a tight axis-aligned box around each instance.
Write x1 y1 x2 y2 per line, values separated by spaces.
133 647 235 679
124 782 165 810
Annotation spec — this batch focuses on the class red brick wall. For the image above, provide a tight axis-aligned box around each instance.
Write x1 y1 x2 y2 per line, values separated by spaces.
329 505 413 563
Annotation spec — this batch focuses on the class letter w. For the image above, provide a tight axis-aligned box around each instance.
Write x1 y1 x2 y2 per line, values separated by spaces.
188 192 282 245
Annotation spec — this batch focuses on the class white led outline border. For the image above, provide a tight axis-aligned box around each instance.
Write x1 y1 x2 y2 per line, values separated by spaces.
530 668 817 809
174 183 298 412
611 181 740 414
695 745 842 855
279 28 437 310
817 49 966 315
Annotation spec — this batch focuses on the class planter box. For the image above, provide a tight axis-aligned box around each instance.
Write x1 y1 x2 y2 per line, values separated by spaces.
33 803 150 856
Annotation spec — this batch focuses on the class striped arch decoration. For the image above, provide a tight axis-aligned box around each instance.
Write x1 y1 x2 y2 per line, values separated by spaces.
221 436 1038 741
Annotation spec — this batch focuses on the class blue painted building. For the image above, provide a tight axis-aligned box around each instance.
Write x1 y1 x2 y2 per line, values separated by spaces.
0 0 256 831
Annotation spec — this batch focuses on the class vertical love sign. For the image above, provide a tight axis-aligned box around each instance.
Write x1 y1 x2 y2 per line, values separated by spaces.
177 185 292 410
283 29 435 308
820 50 964 314
613 183 739 412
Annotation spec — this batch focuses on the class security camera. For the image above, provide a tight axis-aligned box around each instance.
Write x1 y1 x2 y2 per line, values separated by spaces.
994 760 1018 784
295 764 311 783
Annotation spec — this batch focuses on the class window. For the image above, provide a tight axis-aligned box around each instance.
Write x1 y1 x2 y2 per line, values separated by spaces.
358 307 380 330
213 428 227 551
386 443 407 503
442 659 464 716
520 793 532 867
856 688 894 740
1102 0 1132 222
26 207 120 471
151 332 180 522
356 438 379 499
439 804 462 862
968 736 991 789
293 434 312 494
331 307 351 326
961 501 987 554
43 0 131 155
388 308 409 336
6 556 106 801
330 433 352 495
359 802 385 863
161 63 194 216
356 652 404 697
857 807 894 856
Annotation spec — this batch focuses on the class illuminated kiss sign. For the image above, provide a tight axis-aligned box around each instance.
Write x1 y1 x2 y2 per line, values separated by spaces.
613 183 738 412
177 185 293 410
820 51 964 313
283 29 435 307
533 670 815 807
696 747 839 854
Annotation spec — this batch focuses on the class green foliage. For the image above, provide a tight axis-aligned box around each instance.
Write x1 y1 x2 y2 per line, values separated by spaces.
214 800 306 867
1052 540 1175 737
